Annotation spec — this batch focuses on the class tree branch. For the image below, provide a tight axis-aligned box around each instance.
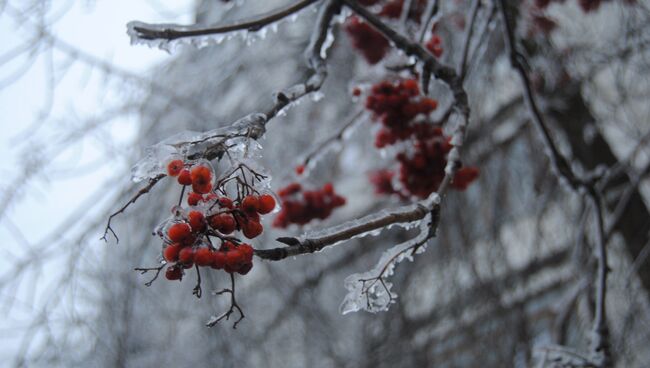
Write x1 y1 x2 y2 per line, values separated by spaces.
256 200 434 260
129 0 320 41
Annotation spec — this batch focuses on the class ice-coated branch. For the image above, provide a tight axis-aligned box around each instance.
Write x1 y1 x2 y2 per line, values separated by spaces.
128 0 320 42
496 1 612 366
458 0 482 80
417 0 439 43
495 0 584 190
589 190 611 367
255 198 438 261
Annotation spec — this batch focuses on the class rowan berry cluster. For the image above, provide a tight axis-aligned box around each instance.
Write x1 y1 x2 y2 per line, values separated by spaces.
344 0 438 65
160 159 276 282
365 78 439 148
359 79 479 198
272 182 346 228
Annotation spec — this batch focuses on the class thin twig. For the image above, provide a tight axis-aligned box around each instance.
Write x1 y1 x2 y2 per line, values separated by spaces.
101 174 165 243
458 0 481 80
134 265 166 287
207 273 245 329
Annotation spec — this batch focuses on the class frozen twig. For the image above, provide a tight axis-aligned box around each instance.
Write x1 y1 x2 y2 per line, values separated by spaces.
207 273 245 328
256 200 434 261
129 0 320 41
458 0 481 80
101 174 166 243
134 264 166 287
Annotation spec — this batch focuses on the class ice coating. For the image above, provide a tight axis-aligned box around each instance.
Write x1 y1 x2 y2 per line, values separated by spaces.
339 215 432 314
126 3 317 53
299 192 439 246
130 113 267 182
298 203 422 243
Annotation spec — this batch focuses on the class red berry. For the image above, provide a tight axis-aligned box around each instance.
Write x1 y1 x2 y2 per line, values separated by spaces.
257 194 276 214
295 165 305 175
352 87 362 97
168 223 191 242
225 249 245 271
238 243 254 263
323 183 334 195
188 211 205 232
167 159 184 177
210 213 236 234
178 247 195 265
190 166 212 186
218 197 234 209
237 262 253 275
241 195 259 213
192 182 212 195
242 220 263 239
178 169 192 185
163 243 182 262
194 248 213 267
211 251 226 269
165 266 183 280
187 192 202 206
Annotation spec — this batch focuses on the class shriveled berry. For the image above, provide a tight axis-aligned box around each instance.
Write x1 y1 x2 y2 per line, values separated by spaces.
165 266 183 280
168 223 191 242
167 159 184 177
188 211 205 232
163 243 182 262
194 248 213 267
178 169 192 185
257 194 276 214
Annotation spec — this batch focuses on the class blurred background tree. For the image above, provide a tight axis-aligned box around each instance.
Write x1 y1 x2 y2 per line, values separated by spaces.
1 0 650 367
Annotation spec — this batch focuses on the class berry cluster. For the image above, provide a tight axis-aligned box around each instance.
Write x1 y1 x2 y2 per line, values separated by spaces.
273 182 346 228
344 16 390 64
359 79 479 198
365 79 439 148
160 159 277 281
344 0 429 65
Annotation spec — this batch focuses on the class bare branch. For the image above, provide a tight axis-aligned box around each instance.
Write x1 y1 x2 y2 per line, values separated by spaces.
101 174 165 243
207 273 245 329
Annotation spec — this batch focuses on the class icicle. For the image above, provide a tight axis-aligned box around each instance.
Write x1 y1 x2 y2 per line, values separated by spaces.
339 215 432 314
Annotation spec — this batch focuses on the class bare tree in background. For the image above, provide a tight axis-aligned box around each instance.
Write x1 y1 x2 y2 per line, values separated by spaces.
2 0 650 367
